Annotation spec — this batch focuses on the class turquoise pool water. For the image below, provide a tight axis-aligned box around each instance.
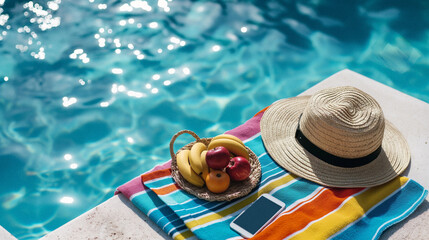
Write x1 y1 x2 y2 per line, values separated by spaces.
0 0 428 239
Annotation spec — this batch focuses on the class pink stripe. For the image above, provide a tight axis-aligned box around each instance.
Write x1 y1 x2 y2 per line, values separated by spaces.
115 176 148 198
115 161 172 198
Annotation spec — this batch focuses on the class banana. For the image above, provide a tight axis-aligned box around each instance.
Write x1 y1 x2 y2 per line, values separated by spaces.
208 138 249 160
211 134 245 147
200 150 210 181
189 142 207 175
176 149 204 187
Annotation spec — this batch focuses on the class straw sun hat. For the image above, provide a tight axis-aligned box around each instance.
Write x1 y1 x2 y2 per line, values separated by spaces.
260 86 410 188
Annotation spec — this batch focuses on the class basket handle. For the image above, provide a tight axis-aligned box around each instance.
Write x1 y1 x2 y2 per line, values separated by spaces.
169 130 201 160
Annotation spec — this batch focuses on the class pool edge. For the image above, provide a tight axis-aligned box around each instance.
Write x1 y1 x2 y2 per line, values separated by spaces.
40 194 170 240
0 225 17 240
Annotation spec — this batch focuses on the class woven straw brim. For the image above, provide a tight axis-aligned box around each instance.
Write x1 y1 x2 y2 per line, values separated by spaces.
260 96 411 188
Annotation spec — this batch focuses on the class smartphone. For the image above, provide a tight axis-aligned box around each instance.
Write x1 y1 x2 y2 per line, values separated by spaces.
230 194 285 238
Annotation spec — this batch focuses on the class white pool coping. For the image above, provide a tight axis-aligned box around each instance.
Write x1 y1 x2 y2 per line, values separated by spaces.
2 69 428 239
0 225 16 240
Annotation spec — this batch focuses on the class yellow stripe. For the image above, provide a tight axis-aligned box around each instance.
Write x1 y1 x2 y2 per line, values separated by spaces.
185 173 297 229
173 229 195 240
289 176 409 240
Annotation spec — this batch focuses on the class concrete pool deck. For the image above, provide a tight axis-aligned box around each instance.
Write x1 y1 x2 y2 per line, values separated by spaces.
2 69 428 239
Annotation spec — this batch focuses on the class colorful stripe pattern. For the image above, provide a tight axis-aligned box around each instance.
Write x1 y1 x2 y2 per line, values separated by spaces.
116 111 427 240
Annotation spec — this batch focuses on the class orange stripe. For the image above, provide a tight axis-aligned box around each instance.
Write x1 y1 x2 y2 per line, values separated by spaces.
152 183 181 195
141 168 172 182
253 106 270 117
250 188 364 240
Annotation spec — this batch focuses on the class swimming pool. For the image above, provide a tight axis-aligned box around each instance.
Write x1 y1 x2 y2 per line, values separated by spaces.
0 0 428 239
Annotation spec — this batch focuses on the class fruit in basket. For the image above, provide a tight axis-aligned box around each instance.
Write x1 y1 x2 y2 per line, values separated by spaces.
211 134 245 147
226 156 251 181
205 170 230 193
189 142 207 175
200 150 210 180
208 138 249 160
176 149 204 187
206 146 231 170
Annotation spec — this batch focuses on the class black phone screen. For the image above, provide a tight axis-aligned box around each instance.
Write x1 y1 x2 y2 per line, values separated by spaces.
232 195 283 235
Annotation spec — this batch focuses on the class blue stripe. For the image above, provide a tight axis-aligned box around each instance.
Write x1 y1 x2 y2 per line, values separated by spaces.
154 189 198 208
144 176 175 188
161 216 188 234
191 216 239 240
131 190 160 214
271 177 320 205
331 180 428 240
131 190 186 238
244 135 265 155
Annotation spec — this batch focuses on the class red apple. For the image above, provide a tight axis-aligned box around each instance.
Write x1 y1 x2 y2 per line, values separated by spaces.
206 146 231 170
226 156 251 181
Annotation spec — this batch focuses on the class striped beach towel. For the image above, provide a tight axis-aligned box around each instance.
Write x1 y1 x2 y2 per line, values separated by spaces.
116 110 427 240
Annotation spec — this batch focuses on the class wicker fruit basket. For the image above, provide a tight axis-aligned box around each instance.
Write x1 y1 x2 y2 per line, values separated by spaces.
170 130 261 202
